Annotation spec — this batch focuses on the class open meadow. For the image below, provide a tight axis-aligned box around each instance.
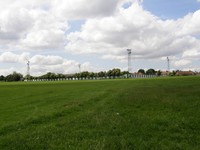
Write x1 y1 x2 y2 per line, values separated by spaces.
0 76 200 149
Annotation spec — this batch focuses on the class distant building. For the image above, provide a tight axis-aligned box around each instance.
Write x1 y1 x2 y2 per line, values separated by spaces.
176 71 195 76
132 72 144 76
195 72 200 76
161 71 169 76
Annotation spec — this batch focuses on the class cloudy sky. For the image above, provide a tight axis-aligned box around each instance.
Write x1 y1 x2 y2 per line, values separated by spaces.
0 0 200 76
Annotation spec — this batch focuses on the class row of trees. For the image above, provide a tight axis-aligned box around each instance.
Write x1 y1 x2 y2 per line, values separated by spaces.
1 68 189 82
138 69 157 75
73 69 128 79
137 69 188 76
29 68 128 80
0 72 23 82
0 68 129 82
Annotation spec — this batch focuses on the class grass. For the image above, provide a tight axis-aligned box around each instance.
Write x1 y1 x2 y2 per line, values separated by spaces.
0 76 200 149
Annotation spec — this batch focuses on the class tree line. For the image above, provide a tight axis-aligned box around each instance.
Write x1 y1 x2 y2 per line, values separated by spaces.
0 72 23 82
0 68 191 82
0 68 128 82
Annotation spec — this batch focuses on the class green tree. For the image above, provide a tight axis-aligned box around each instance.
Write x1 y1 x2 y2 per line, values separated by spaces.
157 70 161 76
50 73 56 80
89 72 95 78
24 74 33 81
106 70 112 78
98 71 106 78
171 70 176 76
0 75 5 81
146 69 156 75
121 71 129 77
80 71 89 78
138 69 145 74
111 68 121 77
5 72 23 82
57 74 66 79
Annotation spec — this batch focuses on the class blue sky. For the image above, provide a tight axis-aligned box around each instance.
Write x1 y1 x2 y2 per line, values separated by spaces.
143 0 200 19
0 0 200 76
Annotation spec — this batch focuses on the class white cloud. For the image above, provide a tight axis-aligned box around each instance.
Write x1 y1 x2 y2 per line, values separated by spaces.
182 49 200 59
0 52 101 76
51 0 120 19
0 52 30 63
173 59 191 67
65 2 157 55
0 8 34 46
65 1 200 62
30 59 102 76
20 9 69 50
0 0 69 51
0 67 17 76
30 55 64 65
102 54 126 63
177 10 200 36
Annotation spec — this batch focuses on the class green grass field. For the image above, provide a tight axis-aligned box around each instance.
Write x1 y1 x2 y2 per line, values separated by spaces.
0 76 200 149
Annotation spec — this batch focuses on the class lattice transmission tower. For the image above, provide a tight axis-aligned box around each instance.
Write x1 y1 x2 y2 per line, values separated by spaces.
127 49 132 73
